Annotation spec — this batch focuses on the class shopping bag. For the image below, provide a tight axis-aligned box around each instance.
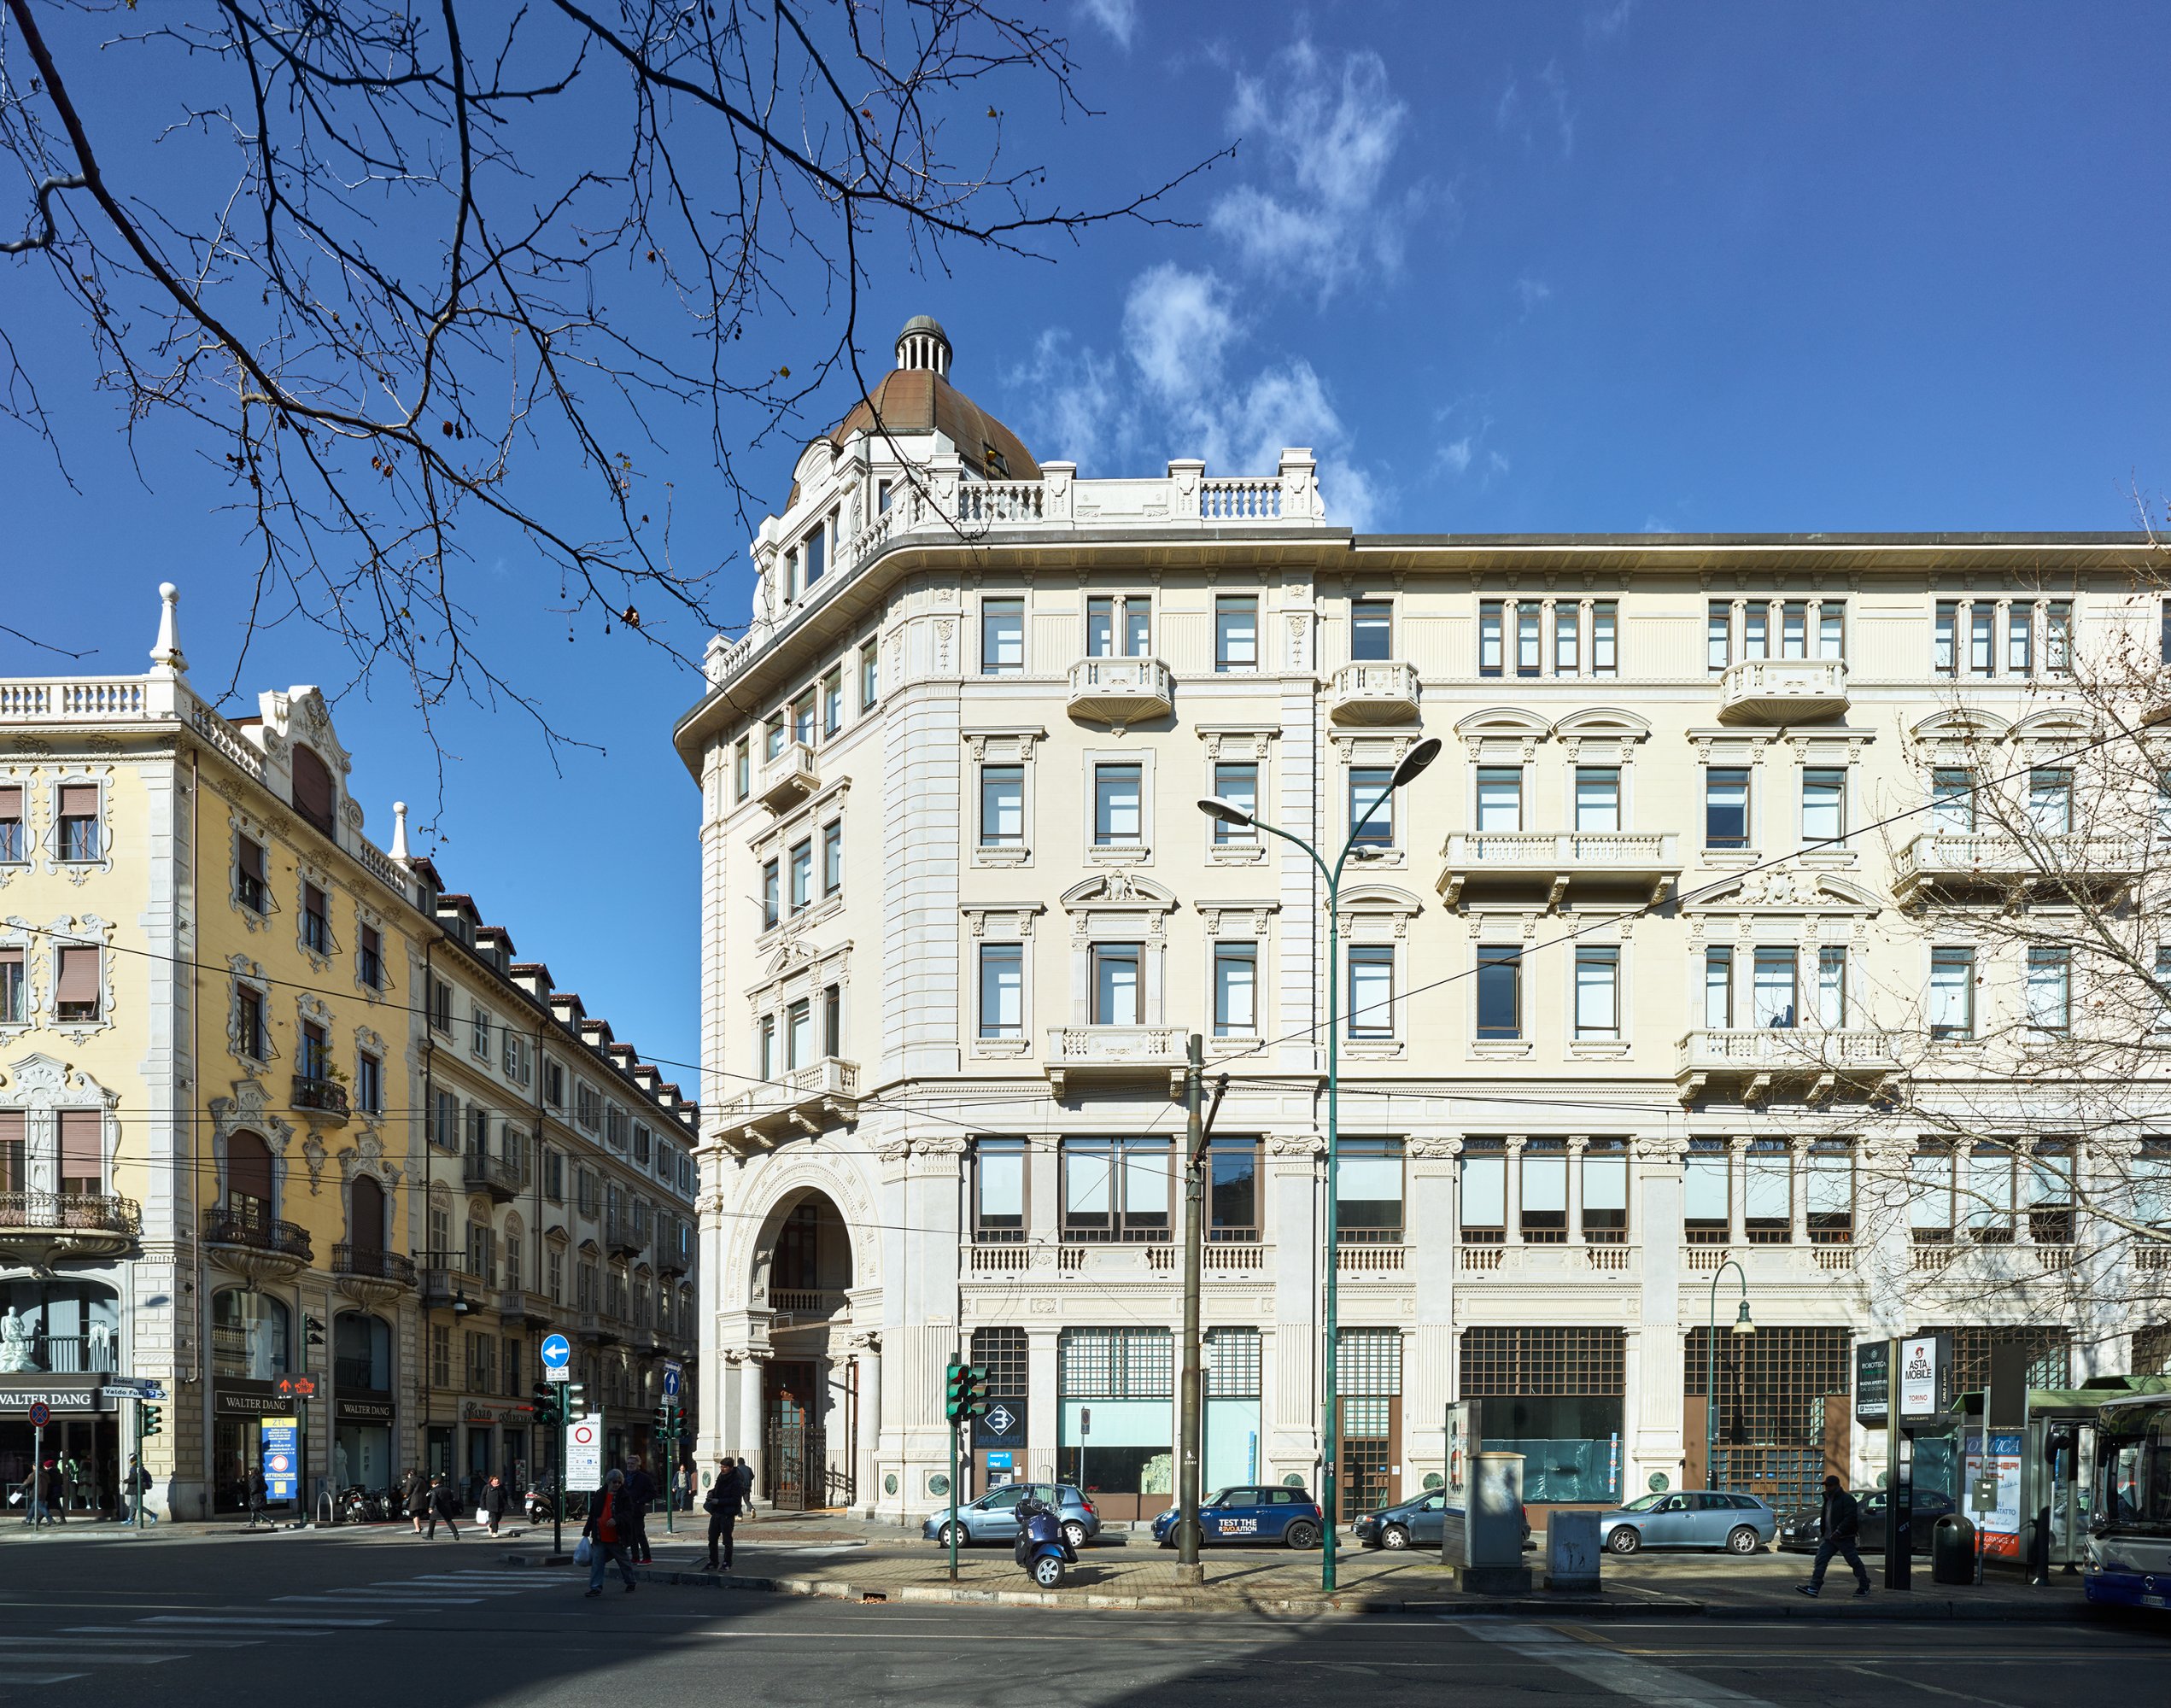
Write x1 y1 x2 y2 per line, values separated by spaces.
573 1535 593 1565
476 1507 489 1527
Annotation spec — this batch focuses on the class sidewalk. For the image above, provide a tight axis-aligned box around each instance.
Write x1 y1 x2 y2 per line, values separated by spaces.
506 1512 2110 1623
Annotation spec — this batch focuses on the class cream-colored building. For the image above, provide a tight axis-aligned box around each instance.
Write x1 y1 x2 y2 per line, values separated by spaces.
678 318 2170 1523
0 588 697 1518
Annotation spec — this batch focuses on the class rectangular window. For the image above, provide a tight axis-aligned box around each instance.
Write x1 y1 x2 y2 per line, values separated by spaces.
237 835 269 912
764 716 785 762
430 1089 459 1149
978 944 1024 1039
786 997 813 1068
1091 942 1143 1027
1965 1144 2015 1242
1706 768 1750 849
1521 1141 1567 1242
1744 1138 1792 1242
1337 1138 1403 1238
57 785 99 861
980 765 1025 846
1460 1142 1506 1240
1752 947 1797 1029
757 1015 775 1083
1782 600 1807 658
1707 602 1732 673
1575 768 1620 834
1062 1138 1172 1240
1934 601 1957 676
1086 595 1151 659
1592 600 1618 676
859 640 881 710
1093 763 1143 845
1351 600 1393 662
0 786 20 863
1214 596 1258 672
1553 602 1580 675
1210 1138 1258 1236
470 1005 490 1056
981 598 1025 674
1818 602 1846 660
790 693 816 746
1969 605 1994 676
1475 945 1521 1040
357 1051 382 1115
761 859 780 929
358 923 383 990
1125 600 1152 658
1211 762 1257 844
734 738 751 800
238 986 267 1059
1684 1139 1731 1241
822 670 843 736
822 821 843 895
1911 1144 1953 1238
55 944 100 1021
2008 606 2033 675
1742 605 1768 660
0 948 22 1025
2026 947 2070 1034
1705 947 1734 1029
1479 600 1505 676
2046 601 2072 671
1929 946 1976 1039
1806 1140 1853 1243
2028 1141 2074 1245
298 1019 331 1083
1817 946 1848 1028
1349 767 1395 847
1348 944 1395 1039
975 1139 1026 1237
1214 942 1257 1037
1574 946 1620 1039
803 519 827 586
1800 768 1846 845
1931 769 1975 834
1086 595 1116 658
1582 1138 1629 1242
1516 605 1541 677
2028 769 2072 835
1474 767 1522 834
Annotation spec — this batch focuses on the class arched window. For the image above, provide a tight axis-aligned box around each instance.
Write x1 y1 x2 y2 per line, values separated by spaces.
349 1173 386 1254
291 745 337 838
212 1288 290 1381
228 1130 274 1224
333 1310 392 1391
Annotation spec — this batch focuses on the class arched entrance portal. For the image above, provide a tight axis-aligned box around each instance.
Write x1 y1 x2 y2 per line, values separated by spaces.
753 1190 854 1510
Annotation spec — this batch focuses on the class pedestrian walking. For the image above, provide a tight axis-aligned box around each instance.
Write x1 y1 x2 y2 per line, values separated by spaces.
623 1454 656 1565
124 1454 155 1526
56 1454 77 1523
401 1466 429 1535
481 1474 509 1538
703 1457 745 1572
733 1453 755 1519
243 1462 270 1529
425 1472 462 1541
1797 1474 1874 1597
581 1468 639 1597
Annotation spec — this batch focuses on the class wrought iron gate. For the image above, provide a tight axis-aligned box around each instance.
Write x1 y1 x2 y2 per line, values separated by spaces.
764 1419 826 1511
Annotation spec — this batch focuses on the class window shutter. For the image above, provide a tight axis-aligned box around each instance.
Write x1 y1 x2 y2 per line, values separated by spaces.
56 945 99 1004
0 785 21 818
240 838 266 880
59 1109 103 1190
59 784 99 818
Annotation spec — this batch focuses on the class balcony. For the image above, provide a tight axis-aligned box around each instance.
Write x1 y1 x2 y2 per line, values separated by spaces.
290 1074 350 1126
722 1056 862 1144
498 1286 548 1325
1892 830 2143 901
331 1243 417 1307
0 1191 140 1269
461 1149 523 1204
605 1214 648 1261
1675 1027 1901 1104
1328 661 1421 725
418 1261 485 1311
766 1287 848 1325
203 1207 313 1286
1438 830 1682 908
1717 658 1849 724
757 740 820 812
573 1307 622 1344
1045 1026 1190 1099
1067 657 1174 726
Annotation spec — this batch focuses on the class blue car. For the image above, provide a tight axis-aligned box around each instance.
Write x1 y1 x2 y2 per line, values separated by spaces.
1598 1489 1776 1554
922 1482 1100 1551
1150 1485 1324 1550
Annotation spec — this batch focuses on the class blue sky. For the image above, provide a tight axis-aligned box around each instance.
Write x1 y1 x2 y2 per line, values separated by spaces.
4 1 2167 1078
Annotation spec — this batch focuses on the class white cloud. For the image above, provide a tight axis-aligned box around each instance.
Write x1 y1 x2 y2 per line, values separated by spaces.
1077 0 1137 48
1208 41 1411 299
1585 0 1636 44
1121 265 1238 407
1516 277 1554 317
1009 329 1125 473
1498 61 1576 159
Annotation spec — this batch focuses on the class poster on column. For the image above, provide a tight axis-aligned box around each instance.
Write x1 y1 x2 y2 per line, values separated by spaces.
260 1417 300 1501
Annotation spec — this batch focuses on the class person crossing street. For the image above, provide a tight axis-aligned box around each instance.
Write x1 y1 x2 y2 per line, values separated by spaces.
623 1454 657 1565
703 1457 744 1572
582 1468 639 1597
425 1472 463 1541
1798 1474 1874 1597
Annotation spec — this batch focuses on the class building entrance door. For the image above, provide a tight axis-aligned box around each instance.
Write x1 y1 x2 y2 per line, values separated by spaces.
1337 1395 1401 1522
763 1360 823 1510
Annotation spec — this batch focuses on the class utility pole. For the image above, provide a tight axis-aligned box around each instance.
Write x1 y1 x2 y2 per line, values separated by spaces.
1176 1034 1205 1585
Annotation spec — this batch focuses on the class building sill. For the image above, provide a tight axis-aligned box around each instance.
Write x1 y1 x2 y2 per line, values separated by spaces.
1086 845 1151 866
972 847 1034 868
1469 1039 1534 1060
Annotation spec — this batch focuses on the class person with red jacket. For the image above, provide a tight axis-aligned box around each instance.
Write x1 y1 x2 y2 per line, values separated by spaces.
582 1467 638 1597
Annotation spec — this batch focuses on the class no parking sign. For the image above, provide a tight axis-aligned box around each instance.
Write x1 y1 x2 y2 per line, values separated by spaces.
567 1413 605 1491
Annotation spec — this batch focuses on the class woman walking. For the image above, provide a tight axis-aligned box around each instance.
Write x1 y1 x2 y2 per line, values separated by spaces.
581 1468 638 1597
403 1467 429 1535
481 1473 509 1538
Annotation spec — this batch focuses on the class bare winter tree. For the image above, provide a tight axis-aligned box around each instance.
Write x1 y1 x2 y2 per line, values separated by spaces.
0 1 1215 753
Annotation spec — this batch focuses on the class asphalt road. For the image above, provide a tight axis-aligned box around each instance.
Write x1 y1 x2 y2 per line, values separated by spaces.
0 1530 2161 1706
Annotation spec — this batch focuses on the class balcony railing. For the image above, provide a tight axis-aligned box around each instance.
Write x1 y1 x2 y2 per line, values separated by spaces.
1676 1027 1900 1103
290 1074 350 1125
767 1287 847 1320
756 740 820 812
0 1191 140 1237
605 1214 648 1258
1045 1026 1188 1097
1892 830 2142 898
722 1056 862 1142
1067 657 1174 725
1717 657 1848 724
331 1245 417 1287
1328 661 1421 725
1439 830 1682 906
203 1208 313 1261
461 1149 523 1203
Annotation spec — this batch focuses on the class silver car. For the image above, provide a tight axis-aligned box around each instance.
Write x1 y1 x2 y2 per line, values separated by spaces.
921 1482 1100 1551
1598 1489 1776 1554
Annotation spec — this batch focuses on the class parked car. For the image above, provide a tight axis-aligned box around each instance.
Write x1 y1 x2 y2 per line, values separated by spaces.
922 1483 1100 1551
1352 1492 1532 1551
1599 1489 1776 1554
1777 1486 1956 1556
1150 1485 1323 1550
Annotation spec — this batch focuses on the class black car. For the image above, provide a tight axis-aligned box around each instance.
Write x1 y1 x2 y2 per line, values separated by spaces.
1777 1486 1955 1555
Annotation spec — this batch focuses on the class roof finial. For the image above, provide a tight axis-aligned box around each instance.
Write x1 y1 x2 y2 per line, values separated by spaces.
389 799 411 863
895 315 951 377
149 582 187 676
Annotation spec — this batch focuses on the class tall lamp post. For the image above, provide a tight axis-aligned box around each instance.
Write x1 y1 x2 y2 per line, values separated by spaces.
1197 734 1441 1591
1703 1259 1755 1490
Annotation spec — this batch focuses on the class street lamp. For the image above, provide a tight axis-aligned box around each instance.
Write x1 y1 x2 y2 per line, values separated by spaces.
1703 1259 1754 1491
1197 734 1440 1590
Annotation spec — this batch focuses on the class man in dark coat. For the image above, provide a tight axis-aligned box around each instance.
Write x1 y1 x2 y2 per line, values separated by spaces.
704 1457 745 1572
582 1468 639 1596
1798 1474 1872 1596
425 1472 463 1541
246 1463 270 1529
623 1454 657 1565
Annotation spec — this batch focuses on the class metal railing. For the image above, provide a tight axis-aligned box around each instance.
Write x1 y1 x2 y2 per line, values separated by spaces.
0 1190 141 1235
203 1207 312 1260
291 1074 351 1120
331 1244 417 1285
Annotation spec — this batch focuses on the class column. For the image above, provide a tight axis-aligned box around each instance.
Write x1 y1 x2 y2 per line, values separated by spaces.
1027 1327 1060 1485
1634 1138 1687 1493
854 1338 882 1517
735 1354 765 1500
1504 1138 1524 1245
1268 1134 1320 1473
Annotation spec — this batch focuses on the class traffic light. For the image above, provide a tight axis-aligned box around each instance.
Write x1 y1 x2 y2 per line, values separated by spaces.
961 1364 991 1420
305 1313 326 1351
655 1405 676 1435
532 1383 560 1429
564 1383 587 1418
140 1403 163 1439
944 1359 965 1420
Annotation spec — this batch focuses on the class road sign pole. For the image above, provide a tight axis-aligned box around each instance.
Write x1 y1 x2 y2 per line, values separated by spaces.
30 1419 42 1531
132 1400 143 1530
555 1405 566 1558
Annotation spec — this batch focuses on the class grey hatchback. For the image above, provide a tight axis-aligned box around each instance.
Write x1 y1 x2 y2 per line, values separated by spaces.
922 1482 1101 1551
1598 1489 1776 1554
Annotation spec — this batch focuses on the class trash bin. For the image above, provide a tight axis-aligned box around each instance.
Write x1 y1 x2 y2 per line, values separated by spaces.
1932 1513 1976 1586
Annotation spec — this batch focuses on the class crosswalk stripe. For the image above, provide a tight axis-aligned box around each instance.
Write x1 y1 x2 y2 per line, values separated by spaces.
0 1652 184 1665
0 1672 85 1683
58 1629 264 1645
276 1595 481 1606
145 1614 389 1628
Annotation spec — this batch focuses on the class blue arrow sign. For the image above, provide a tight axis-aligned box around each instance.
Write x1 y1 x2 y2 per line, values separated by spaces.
663 1366 681 1399
540 1333 572 1370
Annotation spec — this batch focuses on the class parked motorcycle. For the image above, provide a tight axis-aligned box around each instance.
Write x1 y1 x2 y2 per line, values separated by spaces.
340 1485 388 1524
1012 1493 1075 1589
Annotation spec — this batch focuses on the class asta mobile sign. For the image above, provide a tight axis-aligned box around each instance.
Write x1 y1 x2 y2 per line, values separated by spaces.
1897 1334 1951 1420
